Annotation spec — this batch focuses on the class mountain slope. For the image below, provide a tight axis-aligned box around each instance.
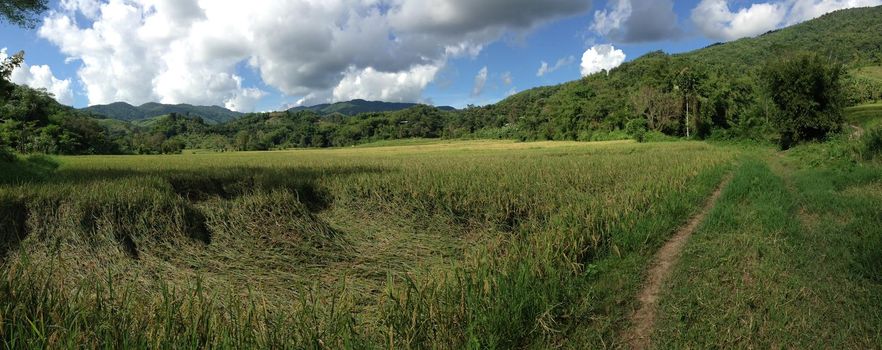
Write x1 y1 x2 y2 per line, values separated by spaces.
81 102 243 124
288 99 455 116
478 6 882 140
685 6 882 69
82 102 148 121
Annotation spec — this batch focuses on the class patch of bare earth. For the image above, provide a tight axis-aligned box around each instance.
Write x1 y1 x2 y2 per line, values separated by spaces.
622 175 732 350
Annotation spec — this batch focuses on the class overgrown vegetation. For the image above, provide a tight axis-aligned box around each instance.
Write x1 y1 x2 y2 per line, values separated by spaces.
0 0 48 28
860 126 882 160
762 53 846 149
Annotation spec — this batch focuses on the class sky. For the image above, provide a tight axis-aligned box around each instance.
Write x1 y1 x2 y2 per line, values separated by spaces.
2 0 880 112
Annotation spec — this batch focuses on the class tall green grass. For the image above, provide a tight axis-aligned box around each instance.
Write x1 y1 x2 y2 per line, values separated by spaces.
653 156 882 348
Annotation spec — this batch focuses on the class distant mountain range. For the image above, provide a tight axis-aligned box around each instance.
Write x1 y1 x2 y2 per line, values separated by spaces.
81 102 243 124
81 99 456 124
288 99 456 115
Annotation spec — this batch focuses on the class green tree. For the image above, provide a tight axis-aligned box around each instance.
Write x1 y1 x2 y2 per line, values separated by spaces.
674 67 704 138
0 0 49 28
1 50 24 97
762 53 846 149
234 130 251 151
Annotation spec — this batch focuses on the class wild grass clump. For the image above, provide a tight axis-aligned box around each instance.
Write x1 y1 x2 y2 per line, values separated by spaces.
859 127 882 161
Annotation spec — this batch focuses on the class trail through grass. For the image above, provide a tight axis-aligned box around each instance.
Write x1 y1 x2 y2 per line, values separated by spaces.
652 154 882 348
623 174 731 350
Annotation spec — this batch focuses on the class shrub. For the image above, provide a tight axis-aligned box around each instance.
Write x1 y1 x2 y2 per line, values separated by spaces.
762 53 846 149
625 118 648 142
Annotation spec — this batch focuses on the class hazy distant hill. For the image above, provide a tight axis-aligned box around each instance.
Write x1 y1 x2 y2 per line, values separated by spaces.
81 102 243 124
288 99 456 116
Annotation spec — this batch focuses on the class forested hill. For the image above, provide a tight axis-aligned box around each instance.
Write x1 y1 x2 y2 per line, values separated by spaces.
473 6 882 141
288 99 456 116
81 99 457 124
80 102 243 124
685 6 882 68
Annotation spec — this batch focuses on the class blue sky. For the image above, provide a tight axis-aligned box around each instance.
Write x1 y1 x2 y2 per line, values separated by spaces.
2 0 878 111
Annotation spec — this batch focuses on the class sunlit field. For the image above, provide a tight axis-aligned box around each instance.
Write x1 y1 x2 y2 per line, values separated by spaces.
0 140 736 348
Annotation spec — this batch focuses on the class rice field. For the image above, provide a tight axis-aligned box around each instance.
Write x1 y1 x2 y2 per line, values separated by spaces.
0 139 737 348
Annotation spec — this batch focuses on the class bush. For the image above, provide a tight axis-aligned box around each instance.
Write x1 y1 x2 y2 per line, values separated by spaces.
625 118 648 142
762 52 846 149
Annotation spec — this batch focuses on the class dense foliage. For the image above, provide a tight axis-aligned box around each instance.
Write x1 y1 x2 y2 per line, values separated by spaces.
458 7 882 143
287 99 455 116
762 53 846 149
1 53 120 155
0 0 48 28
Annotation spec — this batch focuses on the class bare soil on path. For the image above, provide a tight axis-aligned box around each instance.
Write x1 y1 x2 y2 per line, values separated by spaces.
622 175 732 350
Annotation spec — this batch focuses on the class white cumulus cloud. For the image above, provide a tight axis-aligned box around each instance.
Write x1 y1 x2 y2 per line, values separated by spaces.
787 0 882 24
692 0 788 41
38 0 591 109
1 48 75 105
692 0 882 42
580 44 626 77
333 64 441 103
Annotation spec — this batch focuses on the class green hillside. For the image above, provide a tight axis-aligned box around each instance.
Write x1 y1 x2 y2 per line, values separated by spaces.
475 6 882 141
0 85 121 154
82 102 243 124
685 6 882 68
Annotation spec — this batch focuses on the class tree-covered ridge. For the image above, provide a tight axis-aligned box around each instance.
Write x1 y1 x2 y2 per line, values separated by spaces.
686 6 882 69
81 102 244 124
0 85 120 155
462 6 882 143
288 99 455 116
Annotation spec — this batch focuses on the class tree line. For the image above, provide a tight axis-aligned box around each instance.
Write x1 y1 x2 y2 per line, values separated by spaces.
0 49 874 157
